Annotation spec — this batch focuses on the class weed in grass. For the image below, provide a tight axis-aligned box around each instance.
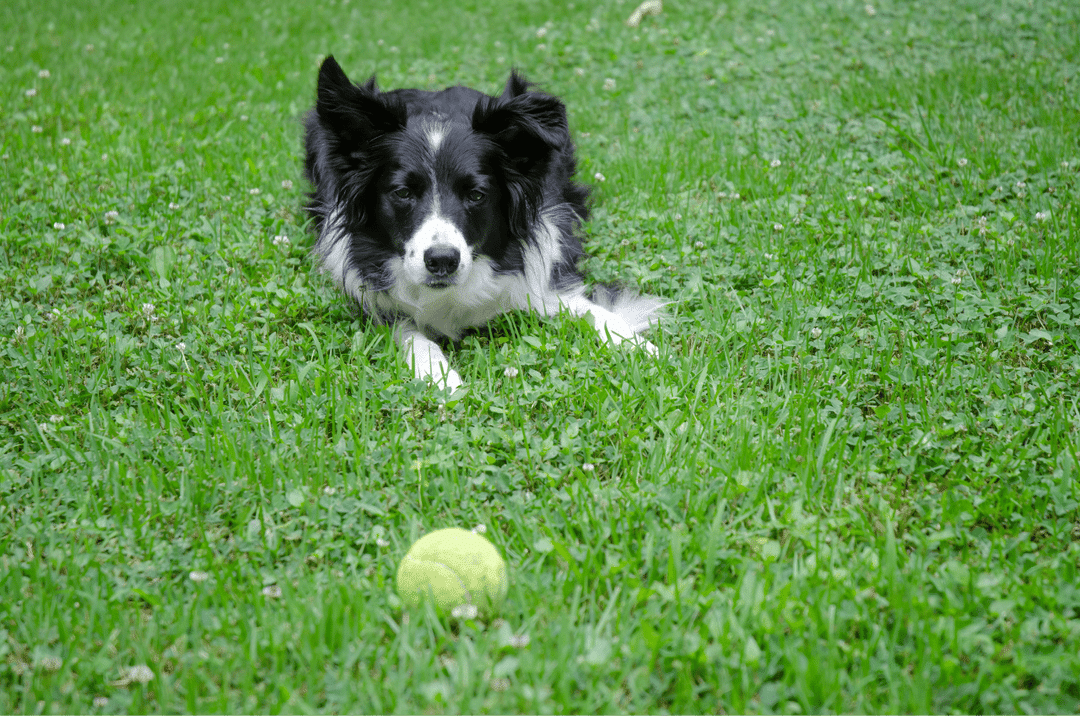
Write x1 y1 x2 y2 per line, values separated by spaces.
2 0 1080 712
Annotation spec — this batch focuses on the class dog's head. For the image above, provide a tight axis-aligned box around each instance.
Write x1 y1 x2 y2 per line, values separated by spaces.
305 56 578 292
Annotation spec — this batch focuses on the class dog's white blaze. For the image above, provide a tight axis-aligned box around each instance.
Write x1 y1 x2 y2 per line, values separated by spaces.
425 123 448 153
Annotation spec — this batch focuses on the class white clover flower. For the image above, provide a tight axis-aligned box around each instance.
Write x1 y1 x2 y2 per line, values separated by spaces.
32 125 43 133
593 172 606 182
865 185 875 194
865 4 877 16
141 303 155 319
215 57 224 64
124 665 154 684
249 188 261 195
602 78 616 91
471 523 487 534
732 192 741 200
322 485 336 496
582 463 595 472
957 158 968 167
376 537 390 548
176 342 186 352
694 241 705 249
272 234 290 247
1035 211 1049 222
38 69 51 78
93 697 108 707
846 194 857 201
536 27 548 39
810 327 823 339
503 366 519 378
951 275 962 286
509 633 531 648
574 67 585 77
281 179 294 190
1015 181 1026 189
451 604 479 619
769 159 781 168
169 202 180 211
104 210 119 224
261 584 282 598
60 137 71 146
189 570 209 582
764 252 776 260
773 223 784 232
53 222 65 230
25 88 38 98
1062 161 1070 168
38 655 62 672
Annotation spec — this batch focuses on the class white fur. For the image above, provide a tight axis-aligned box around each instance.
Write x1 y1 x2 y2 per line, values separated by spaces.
315 209 367 301
424 123 448 153
395 321 462 391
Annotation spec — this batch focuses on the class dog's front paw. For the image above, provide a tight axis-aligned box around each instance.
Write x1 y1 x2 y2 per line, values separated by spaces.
433 369 464 393
619 332 659 357
595 317 659 356
638 337 659 357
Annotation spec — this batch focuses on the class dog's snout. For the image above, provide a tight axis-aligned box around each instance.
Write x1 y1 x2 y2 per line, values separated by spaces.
424 246 460 276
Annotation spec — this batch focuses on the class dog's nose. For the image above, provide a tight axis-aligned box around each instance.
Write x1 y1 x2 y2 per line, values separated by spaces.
424 246 460 276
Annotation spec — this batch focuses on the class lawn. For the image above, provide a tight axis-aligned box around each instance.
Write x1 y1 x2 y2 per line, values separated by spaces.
2 0 1079 712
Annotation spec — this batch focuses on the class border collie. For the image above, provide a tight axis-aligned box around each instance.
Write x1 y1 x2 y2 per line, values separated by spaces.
303 56 663 390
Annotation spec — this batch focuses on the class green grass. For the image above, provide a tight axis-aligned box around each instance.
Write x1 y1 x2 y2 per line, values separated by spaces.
3 0 1080 712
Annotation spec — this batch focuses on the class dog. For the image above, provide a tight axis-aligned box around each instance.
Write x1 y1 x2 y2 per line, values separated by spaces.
303 56 663 390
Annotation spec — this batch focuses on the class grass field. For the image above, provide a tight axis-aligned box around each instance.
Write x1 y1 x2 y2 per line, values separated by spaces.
3 0 1080 712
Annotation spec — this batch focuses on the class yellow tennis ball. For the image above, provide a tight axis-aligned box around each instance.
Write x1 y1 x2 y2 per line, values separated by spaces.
396 527 508 616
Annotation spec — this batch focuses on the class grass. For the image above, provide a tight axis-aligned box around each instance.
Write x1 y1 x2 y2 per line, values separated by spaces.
2 0 1079 712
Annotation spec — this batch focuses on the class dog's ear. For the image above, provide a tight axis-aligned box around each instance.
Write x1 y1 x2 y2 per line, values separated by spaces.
499 69 532 100
315 55 405 143
472 89 570 171
473 89 571 239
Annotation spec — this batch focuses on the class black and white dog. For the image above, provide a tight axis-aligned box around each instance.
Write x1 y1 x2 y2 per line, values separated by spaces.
304 56 663 390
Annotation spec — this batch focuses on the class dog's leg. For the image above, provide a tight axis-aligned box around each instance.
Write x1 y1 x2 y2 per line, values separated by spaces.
558 294 660 356
393 322 463 391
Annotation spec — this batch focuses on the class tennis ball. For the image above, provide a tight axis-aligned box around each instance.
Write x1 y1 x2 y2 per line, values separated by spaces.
396 527 508 616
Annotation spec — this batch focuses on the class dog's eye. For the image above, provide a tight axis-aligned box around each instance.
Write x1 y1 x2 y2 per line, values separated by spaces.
466 189 485 203
393 187 413 200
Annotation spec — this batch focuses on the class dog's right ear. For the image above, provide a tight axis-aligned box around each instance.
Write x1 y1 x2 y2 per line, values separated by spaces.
315 55 405 142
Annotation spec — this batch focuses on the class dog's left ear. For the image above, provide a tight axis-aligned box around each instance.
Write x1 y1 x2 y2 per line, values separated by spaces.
473 85 571 239
499 69 532 100
472 87 570 171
